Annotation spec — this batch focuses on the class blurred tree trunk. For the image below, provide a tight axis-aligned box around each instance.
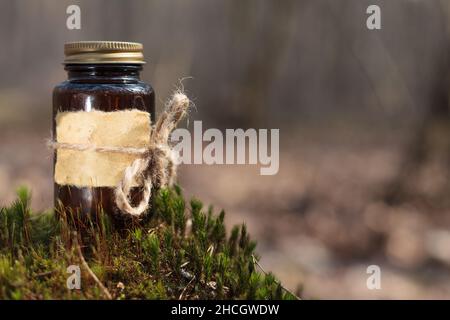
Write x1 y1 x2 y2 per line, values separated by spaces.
227 0 298 127
384 1 450 206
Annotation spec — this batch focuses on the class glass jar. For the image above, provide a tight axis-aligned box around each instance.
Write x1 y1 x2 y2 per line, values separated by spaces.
52 41 155 228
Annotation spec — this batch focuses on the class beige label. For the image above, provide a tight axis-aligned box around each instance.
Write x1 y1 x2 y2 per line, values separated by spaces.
55 110 151 187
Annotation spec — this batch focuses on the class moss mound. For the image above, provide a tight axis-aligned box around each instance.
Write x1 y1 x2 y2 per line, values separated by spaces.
0 186 297 300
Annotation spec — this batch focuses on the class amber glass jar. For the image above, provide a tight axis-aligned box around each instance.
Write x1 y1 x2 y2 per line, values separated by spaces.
53 41 155 227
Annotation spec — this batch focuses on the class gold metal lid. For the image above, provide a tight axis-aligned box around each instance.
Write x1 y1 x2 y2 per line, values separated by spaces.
64 41 145 64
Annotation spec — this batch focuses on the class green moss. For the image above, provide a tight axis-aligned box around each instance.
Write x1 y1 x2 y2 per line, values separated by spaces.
0 187 297 300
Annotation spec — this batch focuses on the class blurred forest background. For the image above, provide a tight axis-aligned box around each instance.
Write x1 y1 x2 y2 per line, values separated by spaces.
1 0 450 299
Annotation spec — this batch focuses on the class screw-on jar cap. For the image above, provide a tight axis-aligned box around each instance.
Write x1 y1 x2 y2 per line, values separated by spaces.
64 41 145 64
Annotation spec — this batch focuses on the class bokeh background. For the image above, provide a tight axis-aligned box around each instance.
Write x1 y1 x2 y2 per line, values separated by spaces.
1 0 450 299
